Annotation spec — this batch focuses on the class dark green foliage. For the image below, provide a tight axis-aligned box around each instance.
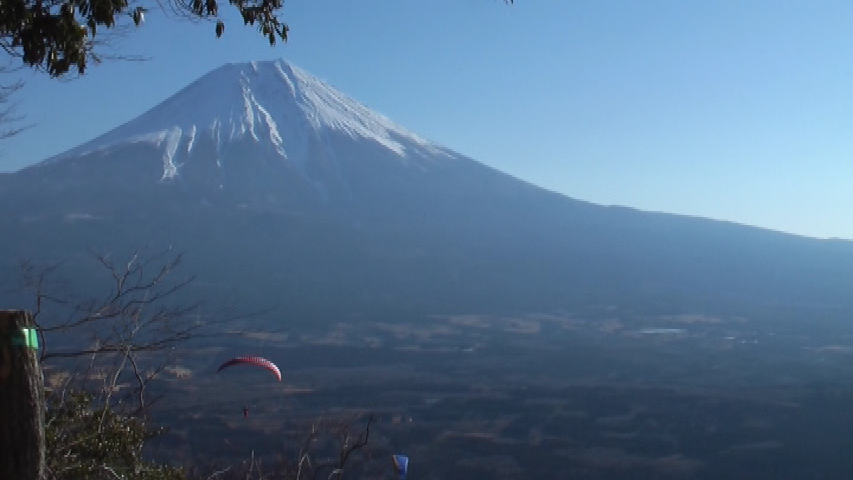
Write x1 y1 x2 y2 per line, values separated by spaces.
0 0 289 77
45 391 186 480
0 0 514 78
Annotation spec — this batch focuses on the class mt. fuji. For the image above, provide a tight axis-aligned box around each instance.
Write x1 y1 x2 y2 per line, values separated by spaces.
46 60 453 180
1 59 852 323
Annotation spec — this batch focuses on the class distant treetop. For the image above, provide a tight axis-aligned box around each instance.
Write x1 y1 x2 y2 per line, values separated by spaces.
0 0 513 78
0 0 289 77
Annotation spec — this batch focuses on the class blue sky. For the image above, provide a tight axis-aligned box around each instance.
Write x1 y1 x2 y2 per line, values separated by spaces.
3 0 852 239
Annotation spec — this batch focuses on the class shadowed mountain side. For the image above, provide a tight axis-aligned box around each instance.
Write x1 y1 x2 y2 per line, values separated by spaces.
2 139 852 325
1 59 852 325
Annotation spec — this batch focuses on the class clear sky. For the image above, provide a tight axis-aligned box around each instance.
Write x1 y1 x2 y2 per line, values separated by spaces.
2 1 852 240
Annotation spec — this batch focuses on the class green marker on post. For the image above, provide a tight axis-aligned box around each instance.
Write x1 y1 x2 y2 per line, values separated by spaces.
10 328 39 350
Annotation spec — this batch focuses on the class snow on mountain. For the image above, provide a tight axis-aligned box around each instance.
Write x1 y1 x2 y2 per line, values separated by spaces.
6 60 853 322
43 60 455 180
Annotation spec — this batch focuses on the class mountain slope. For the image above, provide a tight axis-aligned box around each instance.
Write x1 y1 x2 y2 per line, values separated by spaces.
43 60 455 182
1 59 852 324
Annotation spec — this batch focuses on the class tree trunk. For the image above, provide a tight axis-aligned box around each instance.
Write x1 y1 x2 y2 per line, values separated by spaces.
0 310 45 480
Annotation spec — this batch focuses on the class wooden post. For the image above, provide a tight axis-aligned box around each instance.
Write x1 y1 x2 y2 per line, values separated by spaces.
0 310 45 480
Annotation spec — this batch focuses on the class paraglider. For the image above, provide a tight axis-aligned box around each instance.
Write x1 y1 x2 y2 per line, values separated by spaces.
217 356 282 381
217 356 281 417
392 454 409 479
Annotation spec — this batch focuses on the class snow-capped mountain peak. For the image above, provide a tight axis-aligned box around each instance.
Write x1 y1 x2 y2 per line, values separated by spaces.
44 60 452 180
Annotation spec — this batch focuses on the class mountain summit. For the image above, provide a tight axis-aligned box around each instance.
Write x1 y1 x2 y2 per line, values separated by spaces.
14 59 537 217
3 60 853 323
47 60 453 181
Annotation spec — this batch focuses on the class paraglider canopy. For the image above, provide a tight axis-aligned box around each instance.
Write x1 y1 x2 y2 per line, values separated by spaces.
217 356 281 381
392 454 409 479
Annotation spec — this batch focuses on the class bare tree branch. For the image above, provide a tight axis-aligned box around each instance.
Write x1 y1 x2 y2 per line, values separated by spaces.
0 80 30 141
